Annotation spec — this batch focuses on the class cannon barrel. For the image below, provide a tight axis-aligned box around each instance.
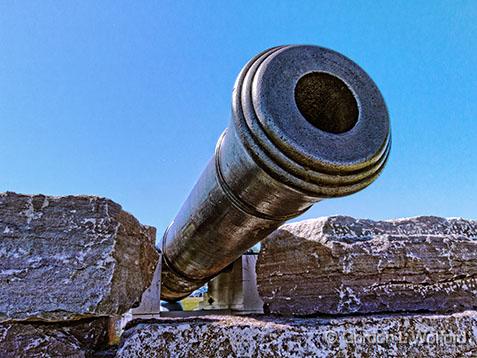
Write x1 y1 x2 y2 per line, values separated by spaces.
161 45 391 301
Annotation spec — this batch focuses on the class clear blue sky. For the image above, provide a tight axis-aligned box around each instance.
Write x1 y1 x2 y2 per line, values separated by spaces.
1 1 476 238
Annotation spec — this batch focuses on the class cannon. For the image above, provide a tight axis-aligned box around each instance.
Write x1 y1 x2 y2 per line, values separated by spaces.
160 45 391 302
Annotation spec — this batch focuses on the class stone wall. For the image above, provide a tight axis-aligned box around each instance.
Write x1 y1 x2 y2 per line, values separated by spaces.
0 192 159 357
257 216 477 316
0 318 109 358
119 215 477 356
2 193 476 356
117 312 477 357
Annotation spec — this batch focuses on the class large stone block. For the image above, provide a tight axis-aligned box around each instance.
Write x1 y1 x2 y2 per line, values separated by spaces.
257 216 477 315
117 312 477 357
0 318 109 358
0 192 159 322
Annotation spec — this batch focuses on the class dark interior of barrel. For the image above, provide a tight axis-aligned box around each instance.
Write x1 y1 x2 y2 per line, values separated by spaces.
294 72 359 134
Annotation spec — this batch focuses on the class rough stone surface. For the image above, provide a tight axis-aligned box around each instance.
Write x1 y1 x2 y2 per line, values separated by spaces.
0 192 159 322
0 318 109 358
257 216 477 316
117 312 477 357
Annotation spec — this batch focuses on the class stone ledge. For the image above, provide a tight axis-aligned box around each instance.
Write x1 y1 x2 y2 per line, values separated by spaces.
0 318 109 358
257 216 477 315
117 311 477 357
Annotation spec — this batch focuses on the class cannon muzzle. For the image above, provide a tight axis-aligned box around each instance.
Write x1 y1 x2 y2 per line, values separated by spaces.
161 45 391 301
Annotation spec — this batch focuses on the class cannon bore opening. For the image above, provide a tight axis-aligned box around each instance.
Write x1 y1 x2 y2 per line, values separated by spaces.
294 72 359 134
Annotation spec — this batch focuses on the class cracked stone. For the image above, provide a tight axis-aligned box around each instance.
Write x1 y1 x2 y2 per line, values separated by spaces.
0 192 159 322
0 318 109 358
117 312 477 357
256 216 477 316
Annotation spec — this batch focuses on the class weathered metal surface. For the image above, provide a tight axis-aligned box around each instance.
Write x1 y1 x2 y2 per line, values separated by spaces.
161 45 391 301
130 253 163 317
201 254 264 314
